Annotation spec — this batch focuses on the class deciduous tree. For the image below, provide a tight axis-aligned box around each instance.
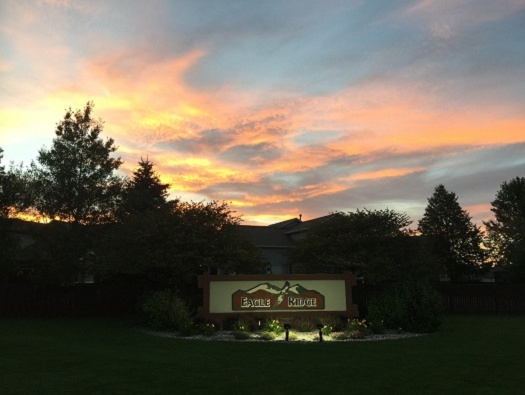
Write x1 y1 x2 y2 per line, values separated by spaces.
31 102 123 224
0 148 23 282
0 147 8 217
96 200 263 290
290 209 435 282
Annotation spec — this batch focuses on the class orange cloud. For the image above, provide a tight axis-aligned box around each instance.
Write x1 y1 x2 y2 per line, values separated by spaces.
349 168 428 182
2 11 524 227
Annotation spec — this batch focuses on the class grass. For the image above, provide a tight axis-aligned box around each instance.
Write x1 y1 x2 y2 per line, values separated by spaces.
1 315 524 394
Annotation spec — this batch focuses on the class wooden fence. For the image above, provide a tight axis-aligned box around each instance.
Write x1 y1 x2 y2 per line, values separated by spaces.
436 283 525 314
1 282 524 318
353 283 525 315
0 283 142 318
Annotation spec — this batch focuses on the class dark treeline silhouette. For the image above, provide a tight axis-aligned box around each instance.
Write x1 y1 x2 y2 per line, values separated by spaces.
1 102 525 289
0 103 264 292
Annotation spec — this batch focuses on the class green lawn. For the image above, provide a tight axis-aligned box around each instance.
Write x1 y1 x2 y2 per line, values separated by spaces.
1 315 524 394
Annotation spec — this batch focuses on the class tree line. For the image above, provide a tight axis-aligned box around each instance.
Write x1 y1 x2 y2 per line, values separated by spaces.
290 181 525 284
0 102 263 289
1 102 525 287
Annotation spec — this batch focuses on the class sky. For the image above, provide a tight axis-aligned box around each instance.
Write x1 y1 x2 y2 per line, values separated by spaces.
1 0 524 227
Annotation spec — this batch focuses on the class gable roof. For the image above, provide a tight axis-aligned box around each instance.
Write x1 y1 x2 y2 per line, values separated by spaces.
268 218 301 230
238 214 338 248
238 225 295 248
282 214 338 235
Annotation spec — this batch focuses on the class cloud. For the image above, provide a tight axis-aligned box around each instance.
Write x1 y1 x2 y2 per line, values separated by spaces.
156 129 234 155
219 142 281 164
1 1 524 226
408 0 525 23
0 60 13 73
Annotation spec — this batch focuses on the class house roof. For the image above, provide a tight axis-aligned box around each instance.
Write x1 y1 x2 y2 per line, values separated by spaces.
268 218 301 229
282 214 338 234
238 214 338 248
238 225 296 248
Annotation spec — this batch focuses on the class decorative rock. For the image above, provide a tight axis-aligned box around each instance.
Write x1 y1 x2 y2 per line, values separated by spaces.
136 327 425 342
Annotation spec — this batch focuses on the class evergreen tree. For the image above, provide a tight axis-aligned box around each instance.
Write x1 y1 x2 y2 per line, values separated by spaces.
484 177 525 281
121 157 170 216
418 185 488 281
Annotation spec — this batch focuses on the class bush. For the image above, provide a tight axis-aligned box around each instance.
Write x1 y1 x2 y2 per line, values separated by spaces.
320 315 344 332
233 319 252 333
199 323 216 337
368 320 385 334
178 321 197 337
140 290 193 331
367 281 441 333
262 319 284 335
321 325 333 336
346 319 369 333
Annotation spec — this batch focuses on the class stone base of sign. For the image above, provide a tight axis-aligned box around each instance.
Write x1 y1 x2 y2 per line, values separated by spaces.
197 272 359 321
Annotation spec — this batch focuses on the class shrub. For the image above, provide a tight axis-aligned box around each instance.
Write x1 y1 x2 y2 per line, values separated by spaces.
320 315 344 332
262 319 284 335
178 321 197 337
367 281 442 333
346 319 369 333
321 325 333 336
199 323 216 337
233 319 252 333
368 320 385 334
140 290 193 331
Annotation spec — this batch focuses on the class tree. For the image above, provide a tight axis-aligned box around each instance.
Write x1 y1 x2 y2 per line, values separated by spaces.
484 177 525 281
0 148 20 282
1 162 34 218
96 200 264 290
289 209 435 282
31 102 123 225
0 148 11 280
0 147 5 216
121 157 170 216
418 185 488 281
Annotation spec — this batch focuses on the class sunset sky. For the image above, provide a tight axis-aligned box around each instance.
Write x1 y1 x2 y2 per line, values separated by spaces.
1 0 524 226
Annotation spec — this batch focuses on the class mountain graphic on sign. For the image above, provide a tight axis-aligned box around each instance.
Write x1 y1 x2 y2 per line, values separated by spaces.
232 281 325 311
243 282 310 295
243 282 282 294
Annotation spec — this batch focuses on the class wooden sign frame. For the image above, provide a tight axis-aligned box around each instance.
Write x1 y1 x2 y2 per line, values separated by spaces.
197 272 359 321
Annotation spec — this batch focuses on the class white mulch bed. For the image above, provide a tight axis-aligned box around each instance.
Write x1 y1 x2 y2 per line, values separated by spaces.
136 327 424 342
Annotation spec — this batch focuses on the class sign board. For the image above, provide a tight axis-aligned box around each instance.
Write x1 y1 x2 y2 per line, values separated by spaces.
198 272 358 320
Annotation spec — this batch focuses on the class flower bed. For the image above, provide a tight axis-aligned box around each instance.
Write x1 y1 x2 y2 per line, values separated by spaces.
137 327 424 342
